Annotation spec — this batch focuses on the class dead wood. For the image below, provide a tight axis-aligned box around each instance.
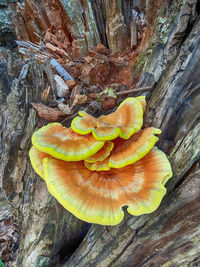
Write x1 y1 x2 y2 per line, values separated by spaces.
0 0 200 266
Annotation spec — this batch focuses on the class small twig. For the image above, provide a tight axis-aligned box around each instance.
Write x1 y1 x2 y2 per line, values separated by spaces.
50 58 74 80
25 85 28 106
17 40 52 58
130 19 137 47
33 32 43 39
39 50 53 57
45 58 57 100
18 63 29 81
116 86 151 96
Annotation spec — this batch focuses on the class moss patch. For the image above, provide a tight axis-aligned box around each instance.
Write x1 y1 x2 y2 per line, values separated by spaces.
132 47 154 74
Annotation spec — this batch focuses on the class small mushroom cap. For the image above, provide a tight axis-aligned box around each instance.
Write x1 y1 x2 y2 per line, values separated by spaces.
109 127 161 168
84 127 161 171
84 157 110 171
71 97 143 141
43 147 172 225
84 141 114 163
32 123 105 161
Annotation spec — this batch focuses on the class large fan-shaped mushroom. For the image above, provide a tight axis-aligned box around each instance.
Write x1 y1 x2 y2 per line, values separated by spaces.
42 147 172 225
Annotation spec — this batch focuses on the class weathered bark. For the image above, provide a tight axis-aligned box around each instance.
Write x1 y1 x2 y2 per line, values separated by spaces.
0 50 90 266
0 1 17 48
0 0 200 266
64 14 200 266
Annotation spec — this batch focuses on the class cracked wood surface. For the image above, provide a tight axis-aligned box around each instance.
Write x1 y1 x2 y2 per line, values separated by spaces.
0 49 90 266
63 9 200 267
0 0 200 266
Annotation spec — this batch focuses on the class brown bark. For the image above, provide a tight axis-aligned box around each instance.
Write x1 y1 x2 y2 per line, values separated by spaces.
0 0 200 266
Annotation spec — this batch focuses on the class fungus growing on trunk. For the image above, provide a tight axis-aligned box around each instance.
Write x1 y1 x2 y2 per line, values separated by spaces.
71 98 144 140
84 141 114 163
42 147 172 225
32 123 105 161
29 97 173 225
84 127 161 170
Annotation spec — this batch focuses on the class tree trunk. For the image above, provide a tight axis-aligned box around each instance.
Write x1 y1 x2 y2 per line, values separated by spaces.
0 0 200 266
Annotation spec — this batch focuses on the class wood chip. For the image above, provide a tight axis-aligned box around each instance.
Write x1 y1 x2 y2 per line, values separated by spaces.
71 95 88 109
41 86 50 103
31 103 66 121
65 80 76 90
54 75 70 97
69 85 81 106
130 20 137 47
57 102 72 115
46 42 69 58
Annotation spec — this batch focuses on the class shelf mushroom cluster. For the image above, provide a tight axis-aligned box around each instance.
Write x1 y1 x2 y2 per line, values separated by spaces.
30 97 172 225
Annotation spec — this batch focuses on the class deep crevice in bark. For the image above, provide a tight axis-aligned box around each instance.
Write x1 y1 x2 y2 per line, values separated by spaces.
59 224 91 264
173 156 200 192
90 0 108 48
107 222 147 267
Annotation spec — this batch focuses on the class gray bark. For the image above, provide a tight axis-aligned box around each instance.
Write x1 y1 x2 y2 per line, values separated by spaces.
0 50 90 266
65 15 200 267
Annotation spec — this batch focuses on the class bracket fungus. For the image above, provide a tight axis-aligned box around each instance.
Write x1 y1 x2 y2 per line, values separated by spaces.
71 97 144 140
32 123 104 161
84 127 162 170
30 96 173 226
29 146 50 179
84 141 114 163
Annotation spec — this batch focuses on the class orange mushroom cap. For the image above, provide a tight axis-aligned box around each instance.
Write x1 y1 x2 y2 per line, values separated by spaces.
71 97 144 141
84 127 161 171
84 141 114 163
42 147 172 225
84 157 110 171
32 123 105 161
